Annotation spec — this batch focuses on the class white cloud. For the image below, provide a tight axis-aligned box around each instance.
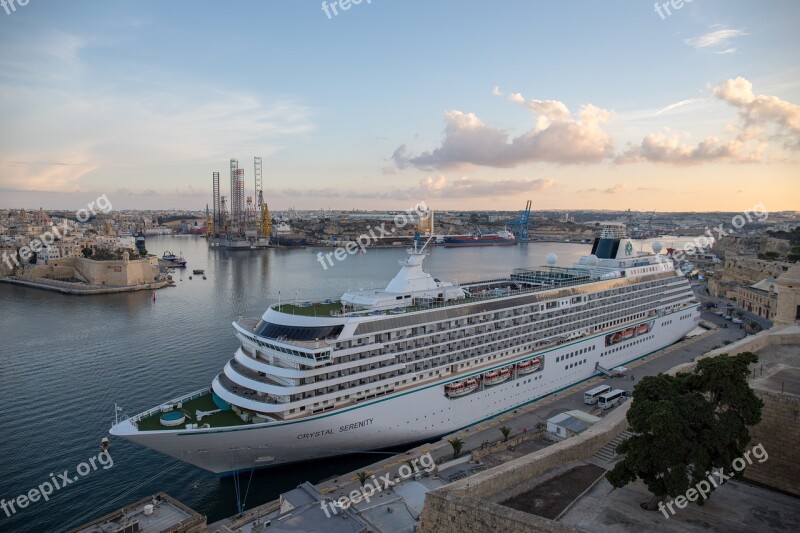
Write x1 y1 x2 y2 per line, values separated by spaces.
655 98 703 115
684 28 747 50
712 76 800 150
392 93 614 170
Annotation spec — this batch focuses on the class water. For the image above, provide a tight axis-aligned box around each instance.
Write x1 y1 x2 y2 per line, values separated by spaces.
0 237 602 532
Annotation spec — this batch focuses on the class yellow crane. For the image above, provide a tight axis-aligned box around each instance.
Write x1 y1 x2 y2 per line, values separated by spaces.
259 203 272 238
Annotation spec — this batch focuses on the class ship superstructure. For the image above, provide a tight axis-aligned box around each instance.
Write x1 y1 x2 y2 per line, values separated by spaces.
111 235 700 473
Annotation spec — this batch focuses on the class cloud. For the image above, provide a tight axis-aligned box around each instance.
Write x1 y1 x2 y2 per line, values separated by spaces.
0 31 316 194
684 28 747 52
272 176 556 201
392 95 614 170
615 132 761 165
711 76 800 150
655 98 703 115
175 185 207 197
617 78 798 164
579 183 627 194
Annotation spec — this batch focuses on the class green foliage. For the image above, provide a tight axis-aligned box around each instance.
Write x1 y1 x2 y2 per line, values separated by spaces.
500 426 512 442
356 470 369 487
606 352 762 504
448 437 465 459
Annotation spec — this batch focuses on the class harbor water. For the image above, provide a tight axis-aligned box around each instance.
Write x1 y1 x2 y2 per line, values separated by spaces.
0 236 685 532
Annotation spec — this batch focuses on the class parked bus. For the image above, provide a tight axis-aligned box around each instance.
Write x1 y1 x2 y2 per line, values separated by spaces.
584 385 612 405
598 389 626 410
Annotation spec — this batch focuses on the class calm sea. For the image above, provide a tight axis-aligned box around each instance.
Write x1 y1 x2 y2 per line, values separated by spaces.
0 236 686 532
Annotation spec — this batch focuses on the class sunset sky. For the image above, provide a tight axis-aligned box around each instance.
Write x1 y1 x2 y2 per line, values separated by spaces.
1 0 799 212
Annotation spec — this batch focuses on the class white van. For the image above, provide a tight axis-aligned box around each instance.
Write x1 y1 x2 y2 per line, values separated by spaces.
598 389 627 410
584 385 612 405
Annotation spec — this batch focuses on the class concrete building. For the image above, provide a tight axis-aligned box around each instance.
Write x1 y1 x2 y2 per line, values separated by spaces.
735 279 780 320
68 492 205 533
774 262 800 326
546 410 601 440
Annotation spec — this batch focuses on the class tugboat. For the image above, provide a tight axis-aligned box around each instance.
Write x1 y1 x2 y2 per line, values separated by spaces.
162 251 187 268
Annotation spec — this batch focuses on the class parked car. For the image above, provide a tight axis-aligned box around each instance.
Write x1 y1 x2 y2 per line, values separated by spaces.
723 314 733 320
715 311 725 316
732 318 743 324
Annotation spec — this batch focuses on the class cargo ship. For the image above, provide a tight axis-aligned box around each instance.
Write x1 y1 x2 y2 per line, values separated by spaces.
443 229 516 247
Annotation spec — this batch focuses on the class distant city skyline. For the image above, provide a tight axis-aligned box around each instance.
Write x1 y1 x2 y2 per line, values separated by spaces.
1 1 799 212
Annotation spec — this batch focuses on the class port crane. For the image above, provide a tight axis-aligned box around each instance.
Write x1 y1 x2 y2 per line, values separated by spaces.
512 200 532 244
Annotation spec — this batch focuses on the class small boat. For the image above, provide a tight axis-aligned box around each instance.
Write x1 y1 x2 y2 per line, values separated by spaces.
622 328 635 340
484 367 511 386
202 275 207 280
193 269 205 275
636 323 649 335
445 377 480 398
162 251 187 268
610 331 623 344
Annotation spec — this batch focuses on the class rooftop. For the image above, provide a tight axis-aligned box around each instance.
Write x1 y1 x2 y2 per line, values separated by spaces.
68 493 205 533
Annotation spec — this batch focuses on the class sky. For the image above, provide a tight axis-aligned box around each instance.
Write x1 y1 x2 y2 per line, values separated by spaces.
0 0 799 212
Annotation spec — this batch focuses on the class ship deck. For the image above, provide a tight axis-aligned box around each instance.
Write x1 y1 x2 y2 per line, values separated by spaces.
136 391 249 432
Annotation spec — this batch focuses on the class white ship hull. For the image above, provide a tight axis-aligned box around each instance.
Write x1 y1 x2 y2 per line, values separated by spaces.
112 307 698 474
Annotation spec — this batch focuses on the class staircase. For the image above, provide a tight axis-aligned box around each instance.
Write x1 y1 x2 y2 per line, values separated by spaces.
592 430 632 465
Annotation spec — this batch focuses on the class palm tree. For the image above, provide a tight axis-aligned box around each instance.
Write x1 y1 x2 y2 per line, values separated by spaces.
356 471 369 487
500 426 512 442
448 437 464 459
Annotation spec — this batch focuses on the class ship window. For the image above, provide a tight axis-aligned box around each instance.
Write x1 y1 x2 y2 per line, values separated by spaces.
254 322 344 342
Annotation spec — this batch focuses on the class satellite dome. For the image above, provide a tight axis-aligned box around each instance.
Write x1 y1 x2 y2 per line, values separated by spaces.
546 253 558 266
652 241 663 254
586 254 599 266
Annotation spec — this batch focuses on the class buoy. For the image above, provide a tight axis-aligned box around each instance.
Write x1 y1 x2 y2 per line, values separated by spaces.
189 276 192 280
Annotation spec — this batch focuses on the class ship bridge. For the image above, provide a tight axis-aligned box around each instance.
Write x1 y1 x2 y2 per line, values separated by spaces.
341 245 465 311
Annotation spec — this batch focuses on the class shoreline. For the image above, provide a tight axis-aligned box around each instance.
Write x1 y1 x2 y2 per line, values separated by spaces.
0 276 173 295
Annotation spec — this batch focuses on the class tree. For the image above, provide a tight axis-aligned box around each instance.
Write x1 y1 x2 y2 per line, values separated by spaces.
356 471 369 487
606 352 762 510
448 437 464 459
500 426 512 442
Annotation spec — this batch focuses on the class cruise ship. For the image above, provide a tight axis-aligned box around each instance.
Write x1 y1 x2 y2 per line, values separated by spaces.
110 230 700 473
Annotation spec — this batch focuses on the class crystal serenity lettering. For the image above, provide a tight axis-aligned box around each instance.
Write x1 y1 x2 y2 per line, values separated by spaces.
296 418 373 439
